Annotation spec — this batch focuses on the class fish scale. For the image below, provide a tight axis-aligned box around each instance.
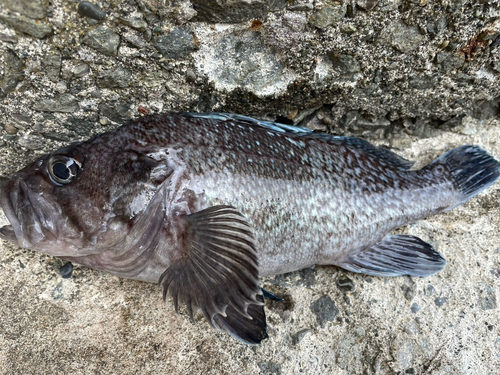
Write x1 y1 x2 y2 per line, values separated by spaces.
1 112 499 344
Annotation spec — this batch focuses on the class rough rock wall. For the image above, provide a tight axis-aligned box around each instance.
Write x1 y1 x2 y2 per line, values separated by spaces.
1 0 499 171
0 1 499 374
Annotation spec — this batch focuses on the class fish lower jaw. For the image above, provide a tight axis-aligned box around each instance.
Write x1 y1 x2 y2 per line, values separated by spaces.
0 225 18 244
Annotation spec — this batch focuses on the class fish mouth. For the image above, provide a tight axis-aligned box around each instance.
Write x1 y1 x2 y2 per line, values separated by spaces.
0 224 17 244
0 177 17 243
0 178 53 248
0 182 21 246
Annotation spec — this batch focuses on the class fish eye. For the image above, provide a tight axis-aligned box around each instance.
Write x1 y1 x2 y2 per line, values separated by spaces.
48 156 81 186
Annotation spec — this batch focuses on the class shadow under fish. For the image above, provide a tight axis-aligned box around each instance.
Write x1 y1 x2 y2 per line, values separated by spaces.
0 112 499 344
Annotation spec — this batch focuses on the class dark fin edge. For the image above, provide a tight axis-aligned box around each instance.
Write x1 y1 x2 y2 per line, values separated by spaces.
213 294 268 345
159 205 267 345
340 234 446 277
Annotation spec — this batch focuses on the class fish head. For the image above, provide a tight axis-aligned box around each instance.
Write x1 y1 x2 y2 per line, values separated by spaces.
0 144 112 256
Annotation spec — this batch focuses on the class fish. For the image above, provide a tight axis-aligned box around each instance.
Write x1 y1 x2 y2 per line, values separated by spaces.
0 112 499 344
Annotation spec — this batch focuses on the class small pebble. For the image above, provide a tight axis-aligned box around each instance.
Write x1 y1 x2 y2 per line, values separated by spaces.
78 1 107 20
322 116 333 125
336 276 355 293
410 303 421 313
401 284 416 301
81 26 120 55
310 296 339 328
3 123 18 134
119 17 148 32
434 297 447 307
185 69 196 83
0 32 18 43
291 329 311 345
73 63 90 78
59 262 74 279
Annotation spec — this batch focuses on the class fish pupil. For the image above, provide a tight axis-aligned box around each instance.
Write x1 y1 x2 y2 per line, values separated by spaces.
53 162 70 180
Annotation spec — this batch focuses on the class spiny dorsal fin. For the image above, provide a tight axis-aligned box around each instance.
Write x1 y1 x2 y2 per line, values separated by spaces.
340 234 446 277
159 205 267 345
186 112 313 136
187 112 414 171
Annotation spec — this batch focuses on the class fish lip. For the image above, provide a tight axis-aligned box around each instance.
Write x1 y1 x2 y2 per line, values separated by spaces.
0 178 45 248
0 224 18 244
0 179 23 246
1 177 65 251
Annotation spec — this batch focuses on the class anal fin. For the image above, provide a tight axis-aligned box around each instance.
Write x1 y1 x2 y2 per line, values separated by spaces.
340 234 446 277
159 205 267 345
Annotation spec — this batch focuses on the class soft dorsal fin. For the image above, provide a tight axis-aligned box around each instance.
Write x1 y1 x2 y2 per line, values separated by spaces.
159 205 267 345
186 112 414 171
330 136 415 171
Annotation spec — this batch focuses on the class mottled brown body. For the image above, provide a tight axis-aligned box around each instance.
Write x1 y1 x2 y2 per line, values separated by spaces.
1 112 499 344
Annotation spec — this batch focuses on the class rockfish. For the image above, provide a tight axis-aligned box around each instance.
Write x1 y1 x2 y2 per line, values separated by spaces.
0 112 499 344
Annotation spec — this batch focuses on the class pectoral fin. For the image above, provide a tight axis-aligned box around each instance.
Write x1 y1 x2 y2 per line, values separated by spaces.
159 205 267 344
340 234 446 277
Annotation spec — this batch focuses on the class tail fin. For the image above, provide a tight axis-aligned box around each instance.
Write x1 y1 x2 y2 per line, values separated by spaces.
434 146 500 205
